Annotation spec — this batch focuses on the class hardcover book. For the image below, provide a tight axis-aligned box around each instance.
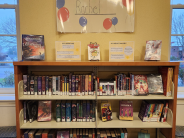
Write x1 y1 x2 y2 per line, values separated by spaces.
101 102 112 122
119 101 133 120
24 130 30 138
27 101 38 123
24 101 28 123
48 130 56 138
46 76 49 95
66 101 71 122
37 101 51 121
82 75 85 95
76 75 79 94
86 101 90 122
88 75 91 95
58 76 60 95
60 75 62 96
56 101 61 122
57 130 69 138
82 100 87 122
52 76 56 95
48 76 52 95
90 101 93 122
85 75 88 95
72 75 76 95
42 129 50 138
35 129 43 138
72 101 77 122
56 77 58 95
92 100 96 122
27 75 30 95
30 76 34 95
42 76 46 95
34 76 38 95
23 75 28 95
38 76 42 95
61 100 66 122
28 129 36 138
134 75 148 95
22 34 45 61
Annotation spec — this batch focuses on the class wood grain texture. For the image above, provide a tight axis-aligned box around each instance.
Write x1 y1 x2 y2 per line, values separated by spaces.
13 61 180 66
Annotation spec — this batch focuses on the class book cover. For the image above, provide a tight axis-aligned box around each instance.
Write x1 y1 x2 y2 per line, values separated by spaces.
52 76 56 95
85 75 88 95
56 101 61 122
24 130 30 138
86 101 90 122
28 129 36 138
122 74 127 95
57 130 69 138
30 76 34 95
147 74 163 94
88 75 91 95
161 101 168 122
42 76 46 95
22 34 45 61
38 76 42 95
42 129 50 138
48 76 52 95
37 101 51 121
60 75 62 96
119 101 133 120
34 76 38 95
101 102 112 121
83 100 87 122
58 76 60 95
56 76 58 95
138 100 150 122
72 75 76 95
134 75 148 95
61 100 66 122
27 101 38 123
66 101 71 122
144 40 162 61
23 75 28 95
72 100 77 122
48 130 56 138
27 75 30 95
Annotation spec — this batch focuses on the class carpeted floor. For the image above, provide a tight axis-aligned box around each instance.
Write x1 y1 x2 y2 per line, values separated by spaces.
0 126 16 138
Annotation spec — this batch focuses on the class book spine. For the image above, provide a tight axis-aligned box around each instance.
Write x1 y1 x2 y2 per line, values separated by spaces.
27 75 30 95
52 76 56 95
56 102 61 122
82 75 85 95
64 76 67 95
126 77 130 95
115 75 118 95
24 101 27 123
62 76 65 95
61 76 63 95
23 75 28 95
90 101 92 122
88 75 91 95
38 76 42 95
77 102 79 122
118 75 120 95
48 76 52 95
86 101 90 122
72 102 77 122
92 100 96 122
83 101 86 122
67 76 69 95
85 75 88 95
45 76 49 95
56 76 58 95
93 76 96 95
80 101 83 122
80 75 83 95
42 76 46 95
91 73 94 93
34 76 37 95
76 75 79 95
69 73 72 95
58 76 60 95
30 76 34 95
97 77 99 95
72 75 76 95
78 75 81 93
66 102 71 122
61 102 66 122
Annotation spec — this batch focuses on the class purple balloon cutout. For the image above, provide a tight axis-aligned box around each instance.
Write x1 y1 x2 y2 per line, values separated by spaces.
57 0 65 9
79 17 87 27
111 17 118 26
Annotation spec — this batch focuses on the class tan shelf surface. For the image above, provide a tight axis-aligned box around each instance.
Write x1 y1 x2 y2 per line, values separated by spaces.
97 112 172 128
97 95 173 100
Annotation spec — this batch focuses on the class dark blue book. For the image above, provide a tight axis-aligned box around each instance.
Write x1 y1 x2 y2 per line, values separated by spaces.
46 76 49 95
38 76 42 95
35 129 43 138
82 100 86 122
86 101 90 122
24 130 30 138
66 101 71 122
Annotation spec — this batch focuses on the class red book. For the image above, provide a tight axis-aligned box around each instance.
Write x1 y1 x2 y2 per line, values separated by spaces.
42 76 46 95
38 101 51 121
42 129 50 138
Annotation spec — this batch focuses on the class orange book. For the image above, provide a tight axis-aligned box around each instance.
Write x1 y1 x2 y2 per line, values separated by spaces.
42 129 50 138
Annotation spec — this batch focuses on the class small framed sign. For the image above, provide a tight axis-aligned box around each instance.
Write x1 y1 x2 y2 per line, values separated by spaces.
55 41 81 61
109 41 134 61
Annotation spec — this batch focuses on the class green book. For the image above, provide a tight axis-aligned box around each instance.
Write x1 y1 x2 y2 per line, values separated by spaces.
56 101 61 122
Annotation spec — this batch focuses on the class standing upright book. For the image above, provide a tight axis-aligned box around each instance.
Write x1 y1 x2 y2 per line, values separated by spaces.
37 101 51 121
30 76 34 95
72 100 77 122
27 101 38 123
34 76 38 95
52 76 56 95
22 34 45 61
28 129 37 138
72 75 76 95
48 130 56 138
56 101 61 122
45 76 49 95
82 100 87 122
134 75 148 95
85 75 88 95
61 100 66 122
35 129 43 138
42 129 50 138
66 100 71 122
57 130 69 138
119 101 133 120
48 76 52 95
42 76 46 95
101 102 112 122
23 75 28 95
38 76 42 95
27 75 30 95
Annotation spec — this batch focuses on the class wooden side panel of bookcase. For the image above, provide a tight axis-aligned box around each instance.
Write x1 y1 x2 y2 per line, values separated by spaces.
15 65 28 138
161 65 179 138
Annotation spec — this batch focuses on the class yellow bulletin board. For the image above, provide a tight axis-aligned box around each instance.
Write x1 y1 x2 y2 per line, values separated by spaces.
55 41 81 61
109 41 134 61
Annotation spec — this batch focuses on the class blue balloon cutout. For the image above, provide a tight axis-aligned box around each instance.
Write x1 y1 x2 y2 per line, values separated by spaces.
57 0 65 9
79 17 87 27
111 17 118 26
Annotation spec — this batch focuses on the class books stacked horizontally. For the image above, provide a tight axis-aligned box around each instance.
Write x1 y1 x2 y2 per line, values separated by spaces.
138 100 169 122
23 73 96 96
56 100 96 122
97 128 128 138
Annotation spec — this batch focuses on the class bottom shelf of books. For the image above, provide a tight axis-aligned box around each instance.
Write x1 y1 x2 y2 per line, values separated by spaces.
97 112 172 128
19 109 96 129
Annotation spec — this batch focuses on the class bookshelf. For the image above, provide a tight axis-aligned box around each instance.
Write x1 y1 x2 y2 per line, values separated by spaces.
14 61 179 138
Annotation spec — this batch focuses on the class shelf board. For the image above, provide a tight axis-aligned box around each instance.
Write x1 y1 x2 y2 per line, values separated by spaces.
20 120 96 129
19 95 96 100
97 112 172 128
13 61 180 66
97 95 173 100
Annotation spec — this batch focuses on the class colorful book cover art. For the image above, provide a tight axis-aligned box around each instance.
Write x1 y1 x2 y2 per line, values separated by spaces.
101 102 112 122
134 75 148 95
57 130 69 138
119 101 133 121
37 101 51 121
22 34 45 61
23 75 28 95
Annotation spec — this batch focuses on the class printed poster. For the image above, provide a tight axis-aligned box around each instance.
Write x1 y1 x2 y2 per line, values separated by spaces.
55 41 81 61
56 0 135 33
109 41 134 61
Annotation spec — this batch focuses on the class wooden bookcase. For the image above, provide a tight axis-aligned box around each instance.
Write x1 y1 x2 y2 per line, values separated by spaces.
14 61 179 138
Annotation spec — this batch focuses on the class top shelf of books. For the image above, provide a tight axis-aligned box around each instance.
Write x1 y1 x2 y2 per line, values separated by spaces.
13 61 180 67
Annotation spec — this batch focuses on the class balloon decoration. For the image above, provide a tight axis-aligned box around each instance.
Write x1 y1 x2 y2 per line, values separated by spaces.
111 17 118 26
79 17 87 27
57 7 69 22
122 0 134 16
103 18 112 30
57 0 65 9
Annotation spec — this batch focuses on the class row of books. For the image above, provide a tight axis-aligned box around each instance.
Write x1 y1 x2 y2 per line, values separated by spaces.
23 128 128 138
23 73 96 96
56 100 96 122
138 100 168 122
24 100 96 123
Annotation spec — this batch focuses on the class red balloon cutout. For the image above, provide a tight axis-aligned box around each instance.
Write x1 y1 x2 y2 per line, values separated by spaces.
103 18 112 30
57 7 69 22
122 0 133 7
